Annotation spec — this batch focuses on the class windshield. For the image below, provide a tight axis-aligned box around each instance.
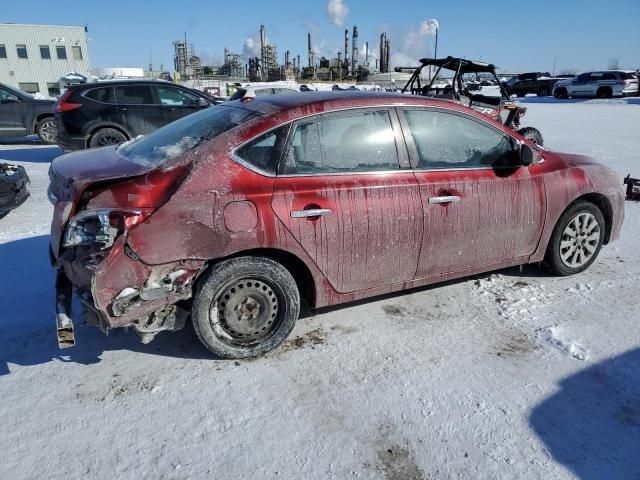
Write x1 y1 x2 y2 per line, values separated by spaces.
119 105 258 166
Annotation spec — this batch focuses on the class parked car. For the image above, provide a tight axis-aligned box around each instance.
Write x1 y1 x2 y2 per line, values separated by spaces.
506 72 565 97
553 71 639 98
49 92 624 358
0 82 57 144
229 86 298 100
54 80 219 150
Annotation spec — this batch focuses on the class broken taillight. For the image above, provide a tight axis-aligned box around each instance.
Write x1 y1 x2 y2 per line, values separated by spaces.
63 208 152 249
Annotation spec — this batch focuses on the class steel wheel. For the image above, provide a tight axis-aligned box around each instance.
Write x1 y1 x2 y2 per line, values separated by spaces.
559 212 601 268
37 118 57 144
210 277 283 346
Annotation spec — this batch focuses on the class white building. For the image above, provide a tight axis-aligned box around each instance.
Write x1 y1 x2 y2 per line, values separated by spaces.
0 23 91 97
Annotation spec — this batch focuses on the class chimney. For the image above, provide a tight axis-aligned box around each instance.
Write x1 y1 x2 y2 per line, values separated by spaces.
379 33 385 73
344 29 349 75
260 25 266 81
351 26 358 75
365 41 369 65
307 32 313 67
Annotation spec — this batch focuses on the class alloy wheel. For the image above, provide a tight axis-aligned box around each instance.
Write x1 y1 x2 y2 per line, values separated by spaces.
559 212 601 268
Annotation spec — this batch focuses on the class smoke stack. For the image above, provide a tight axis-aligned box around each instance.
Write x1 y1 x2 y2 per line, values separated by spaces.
260 25 266 81
351 26 358 75
344 29 349 75
379 33 385 73
297 54 301 70
365 41 369 65
307 32 312 67
384 37 390 73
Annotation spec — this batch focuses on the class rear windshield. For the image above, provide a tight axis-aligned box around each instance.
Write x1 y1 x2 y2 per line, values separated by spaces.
118 105 258 166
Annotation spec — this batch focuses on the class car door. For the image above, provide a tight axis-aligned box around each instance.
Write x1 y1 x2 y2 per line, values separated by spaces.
571 73 591 96
398 107 546 278
154 85 209 125
271 108 424 293
114 84 163 136
0 87 27 137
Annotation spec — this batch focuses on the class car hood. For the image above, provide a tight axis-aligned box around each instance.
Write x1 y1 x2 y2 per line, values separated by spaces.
49 146 155 201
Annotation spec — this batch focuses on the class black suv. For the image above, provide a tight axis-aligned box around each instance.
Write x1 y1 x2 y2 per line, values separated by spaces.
55 80 222 150
0 82 57 144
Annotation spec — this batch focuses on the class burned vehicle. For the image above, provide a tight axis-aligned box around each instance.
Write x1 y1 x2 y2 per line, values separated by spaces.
0 162 30 218
49 92 624 358
402 57 544 145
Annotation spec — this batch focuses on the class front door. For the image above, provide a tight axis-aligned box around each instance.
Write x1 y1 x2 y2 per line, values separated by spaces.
271 108 423 293
154 85 208 125
398 107 546 278
0 87 27 137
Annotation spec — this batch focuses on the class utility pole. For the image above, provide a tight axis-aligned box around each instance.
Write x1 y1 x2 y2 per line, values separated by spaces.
552 56 559 76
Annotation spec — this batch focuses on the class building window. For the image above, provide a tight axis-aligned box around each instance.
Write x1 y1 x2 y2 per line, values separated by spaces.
56 46 67 59
40 45 51 59
18 83 40 94
47 83 61 97
0 45 6 58
16 45 28 59
72 46 83 60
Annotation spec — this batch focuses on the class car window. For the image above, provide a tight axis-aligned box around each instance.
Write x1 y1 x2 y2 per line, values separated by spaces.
0 88 19 102
235 126 288 175
601 73 616 80
119 105 257 167
622 72 637 80
156 86 200 106
115 85 154 105
587 73 603 82
283 110 400 174
255 89 273 97
404 109 517 169
576 73 590 82
85 87 115 103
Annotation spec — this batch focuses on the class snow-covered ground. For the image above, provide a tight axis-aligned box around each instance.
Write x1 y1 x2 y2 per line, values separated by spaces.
1 100 639 479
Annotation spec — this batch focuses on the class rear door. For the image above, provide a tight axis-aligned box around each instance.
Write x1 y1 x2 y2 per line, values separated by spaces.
570 73 590 96
154 85 208 125
271 108 423 293
114 84 162 135
398 107 546 278
0 87 27 137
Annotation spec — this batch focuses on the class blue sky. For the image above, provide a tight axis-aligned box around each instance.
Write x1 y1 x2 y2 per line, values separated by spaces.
4 0 640 74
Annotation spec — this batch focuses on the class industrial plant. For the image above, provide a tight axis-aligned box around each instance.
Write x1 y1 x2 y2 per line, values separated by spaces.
172 24 394 85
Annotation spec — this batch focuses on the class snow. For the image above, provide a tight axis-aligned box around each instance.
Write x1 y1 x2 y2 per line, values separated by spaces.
1 101 640 479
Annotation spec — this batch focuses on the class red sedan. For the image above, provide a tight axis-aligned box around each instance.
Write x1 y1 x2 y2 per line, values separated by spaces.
48 92 624 358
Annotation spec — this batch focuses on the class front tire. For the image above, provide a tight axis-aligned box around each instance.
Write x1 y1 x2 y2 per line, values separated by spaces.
89 128 128 148
543 201 605 276
554 88 568 99
36 117 57 144
192 257 300 359
517 126 544 145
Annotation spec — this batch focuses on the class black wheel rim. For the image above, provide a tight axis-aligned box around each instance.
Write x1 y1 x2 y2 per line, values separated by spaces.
209 277 284 346
97 134 125 146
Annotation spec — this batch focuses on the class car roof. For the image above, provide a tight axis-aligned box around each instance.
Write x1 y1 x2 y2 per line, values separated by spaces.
71 79 175 89
229 90 482 118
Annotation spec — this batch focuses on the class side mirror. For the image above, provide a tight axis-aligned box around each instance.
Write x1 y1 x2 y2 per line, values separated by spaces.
196 97 209 107
520 143 541 166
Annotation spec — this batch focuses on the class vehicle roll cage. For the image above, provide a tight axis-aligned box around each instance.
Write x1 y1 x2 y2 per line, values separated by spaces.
401 56 511 100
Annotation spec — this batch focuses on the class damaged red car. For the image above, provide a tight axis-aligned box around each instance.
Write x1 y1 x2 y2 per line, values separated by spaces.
49 91 624 358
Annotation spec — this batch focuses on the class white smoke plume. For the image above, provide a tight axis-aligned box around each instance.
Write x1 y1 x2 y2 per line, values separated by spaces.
243 36 262 58
420 18 439 36
390 18 440 68
327 0 349 27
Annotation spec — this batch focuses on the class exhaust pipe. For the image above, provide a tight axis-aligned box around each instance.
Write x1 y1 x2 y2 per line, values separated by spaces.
55 271 75 348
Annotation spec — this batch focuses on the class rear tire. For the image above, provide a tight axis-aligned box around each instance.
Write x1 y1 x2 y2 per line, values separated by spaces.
596 87 612 99
554 88 568 99
192 257 300 359
517 127 544 146
543 201 605 276
36 117 57 145
538 87 549 97
89 128 128 148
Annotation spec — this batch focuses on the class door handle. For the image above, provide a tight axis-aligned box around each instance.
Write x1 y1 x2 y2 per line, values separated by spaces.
428 195 461 205
290 208 333 218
